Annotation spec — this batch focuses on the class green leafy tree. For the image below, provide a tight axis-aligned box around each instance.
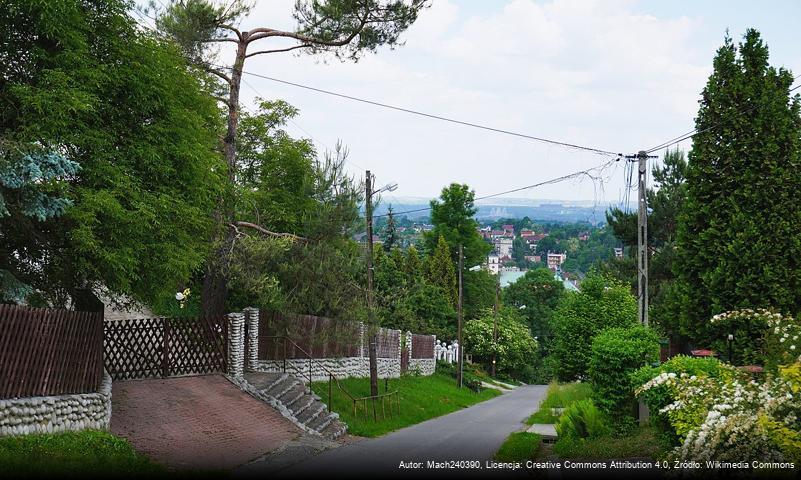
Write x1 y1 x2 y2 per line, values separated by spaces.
152 0 428 316
462 269 496 320
426 235 457 308
228 145 366 319
0 0 223 309
675 30 801 346
425 183 491 267
504 267 565 340
551 273 638 380
463 307 538 378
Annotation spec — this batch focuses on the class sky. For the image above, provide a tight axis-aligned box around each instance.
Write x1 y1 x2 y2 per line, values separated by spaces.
141 0 801 205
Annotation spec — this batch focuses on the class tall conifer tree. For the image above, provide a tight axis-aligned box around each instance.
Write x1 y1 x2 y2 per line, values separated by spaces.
675 29 801 344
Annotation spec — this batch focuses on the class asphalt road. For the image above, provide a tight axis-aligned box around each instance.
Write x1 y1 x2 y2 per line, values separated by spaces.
240 384 548 479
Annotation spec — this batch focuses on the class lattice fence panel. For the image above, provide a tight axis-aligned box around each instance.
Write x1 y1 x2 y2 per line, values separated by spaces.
104 316 227 380
166 317 227 377
104 318 165 380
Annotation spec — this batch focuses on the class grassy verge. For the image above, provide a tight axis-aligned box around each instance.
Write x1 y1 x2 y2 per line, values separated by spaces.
494 432 542 462
0 430 164 477
526 381 591 424
538 424 662 461
310 372 500 437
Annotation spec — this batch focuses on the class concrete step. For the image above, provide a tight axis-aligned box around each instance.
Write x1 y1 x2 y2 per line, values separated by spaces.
291 396 315 415
297 401 326 425
268 377 300 399
307 412 336 432
244 371 286 390
319 418 348 440
279 385 307 406
239 371 344 440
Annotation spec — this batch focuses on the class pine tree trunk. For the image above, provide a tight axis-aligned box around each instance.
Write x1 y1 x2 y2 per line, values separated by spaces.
201 37 248 318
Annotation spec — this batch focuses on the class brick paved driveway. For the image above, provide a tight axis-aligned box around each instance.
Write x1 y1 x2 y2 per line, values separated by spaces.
111 375 301 470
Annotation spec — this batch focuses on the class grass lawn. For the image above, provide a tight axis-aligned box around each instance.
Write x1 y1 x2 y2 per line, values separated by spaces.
526 381 591 424
310 372 500 437
494 432 542 462
0 430 165 477
539 424 663 461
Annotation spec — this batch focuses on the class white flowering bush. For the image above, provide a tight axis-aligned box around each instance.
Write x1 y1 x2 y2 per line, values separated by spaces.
636 356 801 464
708 308 801 369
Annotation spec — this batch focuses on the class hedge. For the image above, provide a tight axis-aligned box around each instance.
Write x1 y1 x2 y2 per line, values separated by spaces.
588 325 659 429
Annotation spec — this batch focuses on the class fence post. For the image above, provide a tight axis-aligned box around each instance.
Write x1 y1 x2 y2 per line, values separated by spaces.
226 312 245 379
243 307 259 372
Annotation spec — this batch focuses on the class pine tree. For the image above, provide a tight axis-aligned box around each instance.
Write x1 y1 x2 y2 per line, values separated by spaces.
404 245 423 284
426 235 458 308
383 205 398 252
675 29 801 345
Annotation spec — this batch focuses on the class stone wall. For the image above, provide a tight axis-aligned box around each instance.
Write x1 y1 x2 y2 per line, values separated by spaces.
253 357 401 383
408 358 436 376
0 370 112 437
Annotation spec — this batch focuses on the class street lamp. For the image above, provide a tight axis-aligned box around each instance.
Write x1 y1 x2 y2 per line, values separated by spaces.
727 333 734 364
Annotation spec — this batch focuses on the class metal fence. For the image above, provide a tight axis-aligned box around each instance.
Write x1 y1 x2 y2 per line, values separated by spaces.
0 304 103 398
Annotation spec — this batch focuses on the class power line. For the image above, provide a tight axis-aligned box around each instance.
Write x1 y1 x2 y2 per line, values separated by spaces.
216 64 624 158
645 75 801 154
373 157 619 219
239 76 371 173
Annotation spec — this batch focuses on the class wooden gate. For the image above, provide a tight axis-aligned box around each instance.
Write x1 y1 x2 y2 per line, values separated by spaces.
104 316 227 380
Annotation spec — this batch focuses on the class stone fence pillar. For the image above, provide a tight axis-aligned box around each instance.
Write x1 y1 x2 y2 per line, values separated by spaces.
227 312 245 379
243 307 259 372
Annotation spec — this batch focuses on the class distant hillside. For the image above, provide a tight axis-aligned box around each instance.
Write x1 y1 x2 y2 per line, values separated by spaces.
374 197 633 224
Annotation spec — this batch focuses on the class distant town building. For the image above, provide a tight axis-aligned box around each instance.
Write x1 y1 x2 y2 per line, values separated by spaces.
502 224 515 235
547 252 567 271
614 247 624 259
487 254 500 275
495 237 513 257
578 232 590 241
524 255 541 263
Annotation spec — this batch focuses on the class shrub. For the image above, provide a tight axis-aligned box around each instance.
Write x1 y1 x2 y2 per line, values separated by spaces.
632 355 736 446
635 357 801 464
551 273 637 380
463 307 538 378
588 325 659 429
707 309 801 370
555 399 610 440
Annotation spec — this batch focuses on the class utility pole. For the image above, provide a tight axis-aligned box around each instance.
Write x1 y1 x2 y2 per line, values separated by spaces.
628 150 656 326
457 244 464 388
365 170 379 397
491 274 499 377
